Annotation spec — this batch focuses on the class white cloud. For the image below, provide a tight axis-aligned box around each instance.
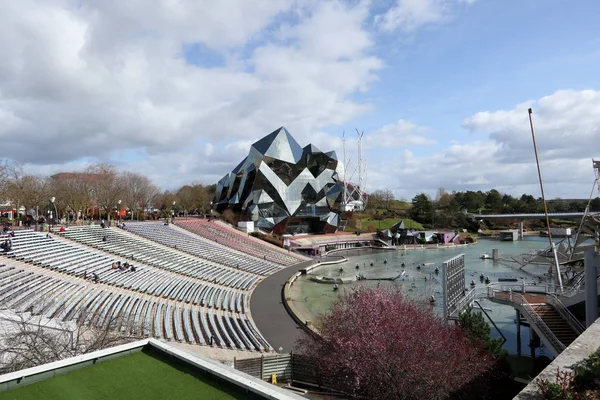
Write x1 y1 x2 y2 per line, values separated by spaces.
0 0 382 170
371 90 600 199
375 0 475 32
365 119 435 148
463 89 600 163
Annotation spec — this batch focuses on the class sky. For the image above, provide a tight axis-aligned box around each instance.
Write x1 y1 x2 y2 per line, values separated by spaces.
1 0 599 200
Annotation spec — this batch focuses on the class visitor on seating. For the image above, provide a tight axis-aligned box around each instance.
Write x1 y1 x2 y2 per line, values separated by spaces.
1 240 11 252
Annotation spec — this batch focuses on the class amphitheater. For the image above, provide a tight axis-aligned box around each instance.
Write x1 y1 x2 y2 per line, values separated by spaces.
0 218 309 355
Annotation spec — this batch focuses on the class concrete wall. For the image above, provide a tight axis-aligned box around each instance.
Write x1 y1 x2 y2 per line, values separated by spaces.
515 317 600 399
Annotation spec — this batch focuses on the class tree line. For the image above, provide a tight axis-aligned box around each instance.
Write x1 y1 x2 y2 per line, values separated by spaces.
409 188 600 229
0 160 215 223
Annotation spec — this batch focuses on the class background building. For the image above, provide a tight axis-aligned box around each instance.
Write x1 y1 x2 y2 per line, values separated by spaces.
214 127 344 235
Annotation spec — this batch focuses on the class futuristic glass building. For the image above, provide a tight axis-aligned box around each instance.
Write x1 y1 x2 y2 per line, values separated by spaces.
214 127 344 234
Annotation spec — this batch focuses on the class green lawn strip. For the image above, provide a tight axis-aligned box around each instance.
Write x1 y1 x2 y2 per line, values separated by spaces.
0 350 251 400
358 218 424 231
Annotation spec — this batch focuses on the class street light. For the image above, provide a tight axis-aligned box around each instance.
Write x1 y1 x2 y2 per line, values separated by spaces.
172 201 176 220
50 197 58 232
117 200 122 224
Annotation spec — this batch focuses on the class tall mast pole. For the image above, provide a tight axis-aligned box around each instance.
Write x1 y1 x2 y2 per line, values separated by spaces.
342 131 347 206
528 108 563 290
356 129 364 209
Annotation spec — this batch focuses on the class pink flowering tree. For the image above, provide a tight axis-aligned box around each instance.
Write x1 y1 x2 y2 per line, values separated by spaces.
297 286 495 400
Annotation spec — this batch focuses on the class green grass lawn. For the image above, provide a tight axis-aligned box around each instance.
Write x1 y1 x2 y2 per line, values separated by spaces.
0 350 251 400
352 218 424 231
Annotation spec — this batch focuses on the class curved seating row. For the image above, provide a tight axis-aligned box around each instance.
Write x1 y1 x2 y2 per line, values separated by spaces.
123 222 281 275
0 264 270 350
58 226 259 289
176 218 307 265
7 231 251 313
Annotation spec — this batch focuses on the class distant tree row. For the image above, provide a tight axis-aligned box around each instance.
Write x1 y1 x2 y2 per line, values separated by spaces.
0 159 215 223
409 188 600 228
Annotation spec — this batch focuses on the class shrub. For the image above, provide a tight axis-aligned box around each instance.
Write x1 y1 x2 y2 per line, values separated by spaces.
297 287 495 400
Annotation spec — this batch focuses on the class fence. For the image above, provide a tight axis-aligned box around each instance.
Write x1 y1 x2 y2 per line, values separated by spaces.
234 353 292 382
234 353 324 385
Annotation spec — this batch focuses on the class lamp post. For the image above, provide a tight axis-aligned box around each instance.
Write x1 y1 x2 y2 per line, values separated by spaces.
172 201 176 221
50 197 58 232
117 200 122 225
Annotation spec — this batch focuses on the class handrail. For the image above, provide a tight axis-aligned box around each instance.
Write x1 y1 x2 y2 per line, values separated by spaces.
509 292 566 354
448 288 475 318
485 282 584 298
546 294 586 334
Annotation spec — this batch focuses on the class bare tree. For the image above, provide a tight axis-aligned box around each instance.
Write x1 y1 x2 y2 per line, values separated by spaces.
368 189 385 209
176 183 212 215
382 188 395 209
121 171 159 220
0 159 9 196
152 190 177 218
5 163 49 220
51 172 93 222
435 187 448 203
0 297 143 374
87 163 125 223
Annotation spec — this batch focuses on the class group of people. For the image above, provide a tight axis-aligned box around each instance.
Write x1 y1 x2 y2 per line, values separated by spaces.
83 270 100 283
99 219 126 229
1 225 15 252
1 238 12 252
111 261 136 272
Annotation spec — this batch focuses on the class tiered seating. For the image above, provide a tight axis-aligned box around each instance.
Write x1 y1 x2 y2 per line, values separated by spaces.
58 226 259 290
176 218 307 265
123 222 281 275
0 262 270 351
0 230 271 351
8 231 251 312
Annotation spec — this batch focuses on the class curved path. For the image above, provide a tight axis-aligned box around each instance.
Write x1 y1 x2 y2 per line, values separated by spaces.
250 255 347 352
249 260 315 353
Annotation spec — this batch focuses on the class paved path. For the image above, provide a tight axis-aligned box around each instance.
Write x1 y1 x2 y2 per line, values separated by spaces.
250 256 347 352
249 260 316 353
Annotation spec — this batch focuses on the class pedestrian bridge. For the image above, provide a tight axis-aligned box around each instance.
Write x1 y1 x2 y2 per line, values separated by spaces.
485 283 586 357
471 212 597 220
471 212 599 241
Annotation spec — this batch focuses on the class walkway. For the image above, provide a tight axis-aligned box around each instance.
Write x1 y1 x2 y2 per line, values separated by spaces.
472 212 596 220
249 260 316 353
492 291 546 305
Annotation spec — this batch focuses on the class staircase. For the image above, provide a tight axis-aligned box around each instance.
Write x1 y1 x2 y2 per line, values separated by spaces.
530 304 579 348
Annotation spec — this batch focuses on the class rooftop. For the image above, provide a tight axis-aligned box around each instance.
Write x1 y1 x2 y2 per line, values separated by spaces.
0 340 303 400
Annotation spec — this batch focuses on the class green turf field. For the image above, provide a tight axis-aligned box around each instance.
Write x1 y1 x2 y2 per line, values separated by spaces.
0 350 252 400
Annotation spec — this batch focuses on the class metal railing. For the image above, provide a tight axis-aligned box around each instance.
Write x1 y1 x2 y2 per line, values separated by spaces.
510 292 566 354
546 294 586 335
485 282 584 298
448 288 476 318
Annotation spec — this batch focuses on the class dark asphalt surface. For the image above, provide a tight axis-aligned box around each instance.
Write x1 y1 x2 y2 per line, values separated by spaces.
250 260 316 353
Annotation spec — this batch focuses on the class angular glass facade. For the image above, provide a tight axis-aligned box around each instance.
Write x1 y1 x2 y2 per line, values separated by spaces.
214 127 343 234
